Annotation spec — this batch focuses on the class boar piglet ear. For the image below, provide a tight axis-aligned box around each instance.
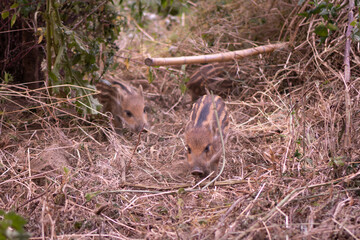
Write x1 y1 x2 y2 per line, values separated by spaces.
138 84 143 96
114 91 124 107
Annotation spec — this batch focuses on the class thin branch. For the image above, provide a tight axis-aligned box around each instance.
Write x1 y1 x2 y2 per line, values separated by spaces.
343 0 354 154
145 42 289 66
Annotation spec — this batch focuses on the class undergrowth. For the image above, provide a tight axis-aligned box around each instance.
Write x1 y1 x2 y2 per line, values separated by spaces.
0 0 359 239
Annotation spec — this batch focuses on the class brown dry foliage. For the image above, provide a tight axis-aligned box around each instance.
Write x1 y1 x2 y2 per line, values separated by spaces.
1 0 360 239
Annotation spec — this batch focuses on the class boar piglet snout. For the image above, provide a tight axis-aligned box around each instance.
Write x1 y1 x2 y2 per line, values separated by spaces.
185 95 229 178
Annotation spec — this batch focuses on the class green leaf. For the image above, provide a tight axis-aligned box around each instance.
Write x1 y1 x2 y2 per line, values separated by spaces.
111 62 120 71
180 83 186 94
326 23 338 31
198 219 207 225
85 192 98 201
319 36 327 43
0 212 30 240
48 71 58 84
1 11 9 19
72 70 84 84
183 76 190 84
10 3 19 9
10 13 17 27
157 206 168 215
86 54 96 65
314 24 328 37
72 54 82 65
5 212 27 231
308 2 327 15
177 188 185 194
352 31 360 42
52 45 65 79
161 0 167 9
181 64 186 72
305 158 313 166
334 159 345 167
298 12 309 17
73 35 88 53
319 8 329 17
148 67 154 84
4 72 9 84
350 20 357 27
330 5 339 17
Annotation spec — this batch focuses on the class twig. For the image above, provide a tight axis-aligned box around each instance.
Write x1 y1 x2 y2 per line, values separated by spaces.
202 92 227 189
16 182 55 211
214 195 246 239
232 174 356 239
145 42 289 66
193 171 214 189
131 17 155 42
332 218 360 240
165 94 184 114
78 125 102 146
343 0 354 155
126 131 142 172
71 1 107 30
116 179 251 191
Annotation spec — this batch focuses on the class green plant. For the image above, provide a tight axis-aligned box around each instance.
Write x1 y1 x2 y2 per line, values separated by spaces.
44 0 125 113
298 0 343 43
2 72 14 84
1 0 125 113
126 0 187 23
350 5 360 42
0 211 30 240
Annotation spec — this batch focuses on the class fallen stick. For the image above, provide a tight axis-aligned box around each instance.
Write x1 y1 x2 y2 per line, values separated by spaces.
120 178 252 191
144 42 289 66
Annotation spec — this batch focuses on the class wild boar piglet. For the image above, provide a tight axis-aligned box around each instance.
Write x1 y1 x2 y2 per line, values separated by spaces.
96 79 148 132
185 95 229 177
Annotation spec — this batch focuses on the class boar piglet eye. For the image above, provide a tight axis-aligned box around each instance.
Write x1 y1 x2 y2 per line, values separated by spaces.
204 144 210 153
144 106 150 113
187 146 191 154
124 110 133 117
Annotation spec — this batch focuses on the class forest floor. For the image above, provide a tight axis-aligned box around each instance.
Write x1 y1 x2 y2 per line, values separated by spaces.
1 1 360 239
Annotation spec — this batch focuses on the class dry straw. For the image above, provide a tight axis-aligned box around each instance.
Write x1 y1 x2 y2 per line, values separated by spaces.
1 0 359 239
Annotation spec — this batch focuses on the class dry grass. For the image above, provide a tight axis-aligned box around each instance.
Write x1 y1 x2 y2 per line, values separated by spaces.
1 0 360 239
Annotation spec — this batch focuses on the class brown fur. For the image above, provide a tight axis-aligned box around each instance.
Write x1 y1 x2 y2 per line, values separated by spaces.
186 63 236 101
96 79 148 132
185 95 229 177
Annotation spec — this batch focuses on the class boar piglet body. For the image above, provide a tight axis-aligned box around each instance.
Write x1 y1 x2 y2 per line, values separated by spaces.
96 79 148 132
185 95 229 177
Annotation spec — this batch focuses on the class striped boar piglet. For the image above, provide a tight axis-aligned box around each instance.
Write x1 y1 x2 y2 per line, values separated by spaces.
185 95 229 177
96 79 148 132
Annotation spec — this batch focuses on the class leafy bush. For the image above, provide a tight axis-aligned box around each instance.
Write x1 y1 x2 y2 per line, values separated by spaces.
0 210 30 240
1 0 125 113
298 0 360 43
1 0 185 113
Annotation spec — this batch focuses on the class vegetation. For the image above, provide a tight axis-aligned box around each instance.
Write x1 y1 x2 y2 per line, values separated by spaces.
0 211 30 240
0 0 359 239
